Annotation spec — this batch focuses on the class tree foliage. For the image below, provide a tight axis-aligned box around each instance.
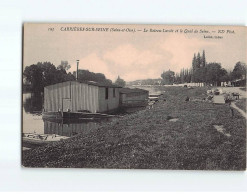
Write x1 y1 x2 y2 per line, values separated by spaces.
231 61 246 80
204 63 228 85
24 62 75 94
114 76 126 87
161 70 175 85
201 50 206 67
172 50 238 86
57 61 71 71
23 62 113 94
75 69 113 85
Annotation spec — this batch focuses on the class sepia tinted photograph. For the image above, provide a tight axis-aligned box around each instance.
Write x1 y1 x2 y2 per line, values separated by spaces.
22 23 246 170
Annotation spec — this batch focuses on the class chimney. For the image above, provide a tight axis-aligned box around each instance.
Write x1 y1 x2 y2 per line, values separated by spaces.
76 60 79 80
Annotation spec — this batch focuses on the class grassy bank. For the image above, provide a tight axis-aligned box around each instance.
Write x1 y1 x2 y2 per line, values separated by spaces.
22 87 246 170
235 98 246 113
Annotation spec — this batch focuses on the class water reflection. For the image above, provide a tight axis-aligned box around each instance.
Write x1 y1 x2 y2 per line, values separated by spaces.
23 93 43 114
22 93 108 141
44 118 109 137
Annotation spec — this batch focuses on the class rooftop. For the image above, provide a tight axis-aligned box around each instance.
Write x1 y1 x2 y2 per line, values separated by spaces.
45 80 122 88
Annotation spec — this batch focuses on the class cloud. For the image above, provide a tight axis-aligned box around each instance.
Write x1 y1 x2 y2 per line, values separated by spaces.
70 36 216 82
103 44 163 67
70 53 116 81
102 44 171 81
159 34 216 73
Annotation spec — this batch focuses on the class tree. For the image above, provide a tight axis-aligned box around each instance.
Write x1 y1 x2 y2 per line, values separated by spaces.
184 68 192 83
75 69 112 85
201 50 206 67
57 61 71 71
23 64 43 93
231 61 246 80
190 51 207 83
219 68 230 82
174 73 181 84
205 63 227 86
161 70 175 85
114 76 126 87
192 54 197 70
192 52 203 82
23 62 76 94
196 52 201 68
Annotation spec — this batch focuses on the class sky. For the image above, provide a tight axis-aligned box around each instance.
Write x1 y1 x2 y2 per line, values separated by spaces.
23 24 246 82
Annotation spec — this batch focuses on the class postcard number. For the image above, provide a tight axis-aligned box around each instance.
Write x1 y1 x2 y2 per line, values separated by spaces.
48 28 54 32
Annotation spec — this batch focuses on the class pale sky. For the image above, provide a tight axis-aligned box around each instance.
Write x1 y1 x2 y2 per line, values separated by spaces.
23 24 246 82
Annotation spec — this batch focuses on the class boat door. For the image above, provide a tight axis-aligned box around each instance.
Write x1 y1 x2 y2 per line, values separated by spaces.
119 94 125 105
62 98 71 112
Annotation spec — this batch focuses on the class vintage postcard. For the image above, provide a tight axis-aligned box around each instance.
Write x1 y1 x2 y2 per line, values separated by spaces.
22 23 246 170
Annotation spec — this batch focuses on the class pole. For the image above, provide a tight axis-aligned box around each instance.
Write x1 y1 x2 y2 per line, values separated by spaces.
76 60 79 80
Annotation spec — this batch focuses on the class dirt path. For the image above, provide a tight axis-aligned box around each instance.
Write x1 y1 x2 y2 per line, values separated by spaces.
217 87 246 99
231 102 247 119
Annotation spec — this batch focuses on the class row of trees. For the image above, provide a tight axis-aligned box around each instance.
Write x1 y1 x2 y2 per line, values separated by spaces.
23 61 126 94
75 69 112 85
161 50 246 86
23 62 75 94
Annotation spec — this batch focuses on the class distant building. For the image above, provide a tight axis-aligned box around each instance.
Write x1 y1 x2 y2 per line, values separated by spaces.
44 81 121 114
231 78 246 87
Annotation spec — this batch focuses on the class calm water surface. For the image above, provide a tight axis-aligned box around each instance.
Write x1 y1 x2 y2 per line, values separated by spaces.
22 93 107 137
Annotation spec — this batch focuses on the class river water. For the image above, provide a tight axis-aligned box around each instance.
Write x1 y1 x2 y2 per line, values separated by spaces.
22 93 108 138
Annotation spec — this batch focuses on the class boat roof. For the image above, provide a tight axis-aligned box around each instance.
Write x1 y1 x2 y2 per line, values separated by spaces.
45 80 122 89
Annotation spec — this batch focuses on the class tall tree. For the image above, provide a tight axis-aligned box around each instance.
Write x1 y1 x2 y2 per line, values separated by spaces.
192 53 197 70
196 52 201 68
191 53 197 82
201 50 206 67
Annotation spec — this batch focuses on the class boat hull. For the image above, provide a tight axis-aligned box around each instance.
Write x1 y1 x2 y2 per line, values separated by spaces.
42 111 115 119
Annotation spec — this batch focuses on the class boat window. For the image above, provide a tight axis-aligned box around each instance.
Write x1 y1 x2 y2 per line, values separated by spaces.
105 88 108 99
113 88 116 97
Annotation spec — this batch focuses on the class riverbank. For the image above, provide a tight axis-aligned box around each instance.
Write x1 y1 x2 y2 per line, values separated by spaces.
235 98 246 113
22 86 246 170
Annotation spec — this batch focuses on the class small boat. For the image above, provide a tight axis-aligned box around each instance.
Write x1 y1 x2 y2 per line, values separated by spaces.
149 94 161 101
149 96 159 102
22 133 69 146
149 94 162 97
